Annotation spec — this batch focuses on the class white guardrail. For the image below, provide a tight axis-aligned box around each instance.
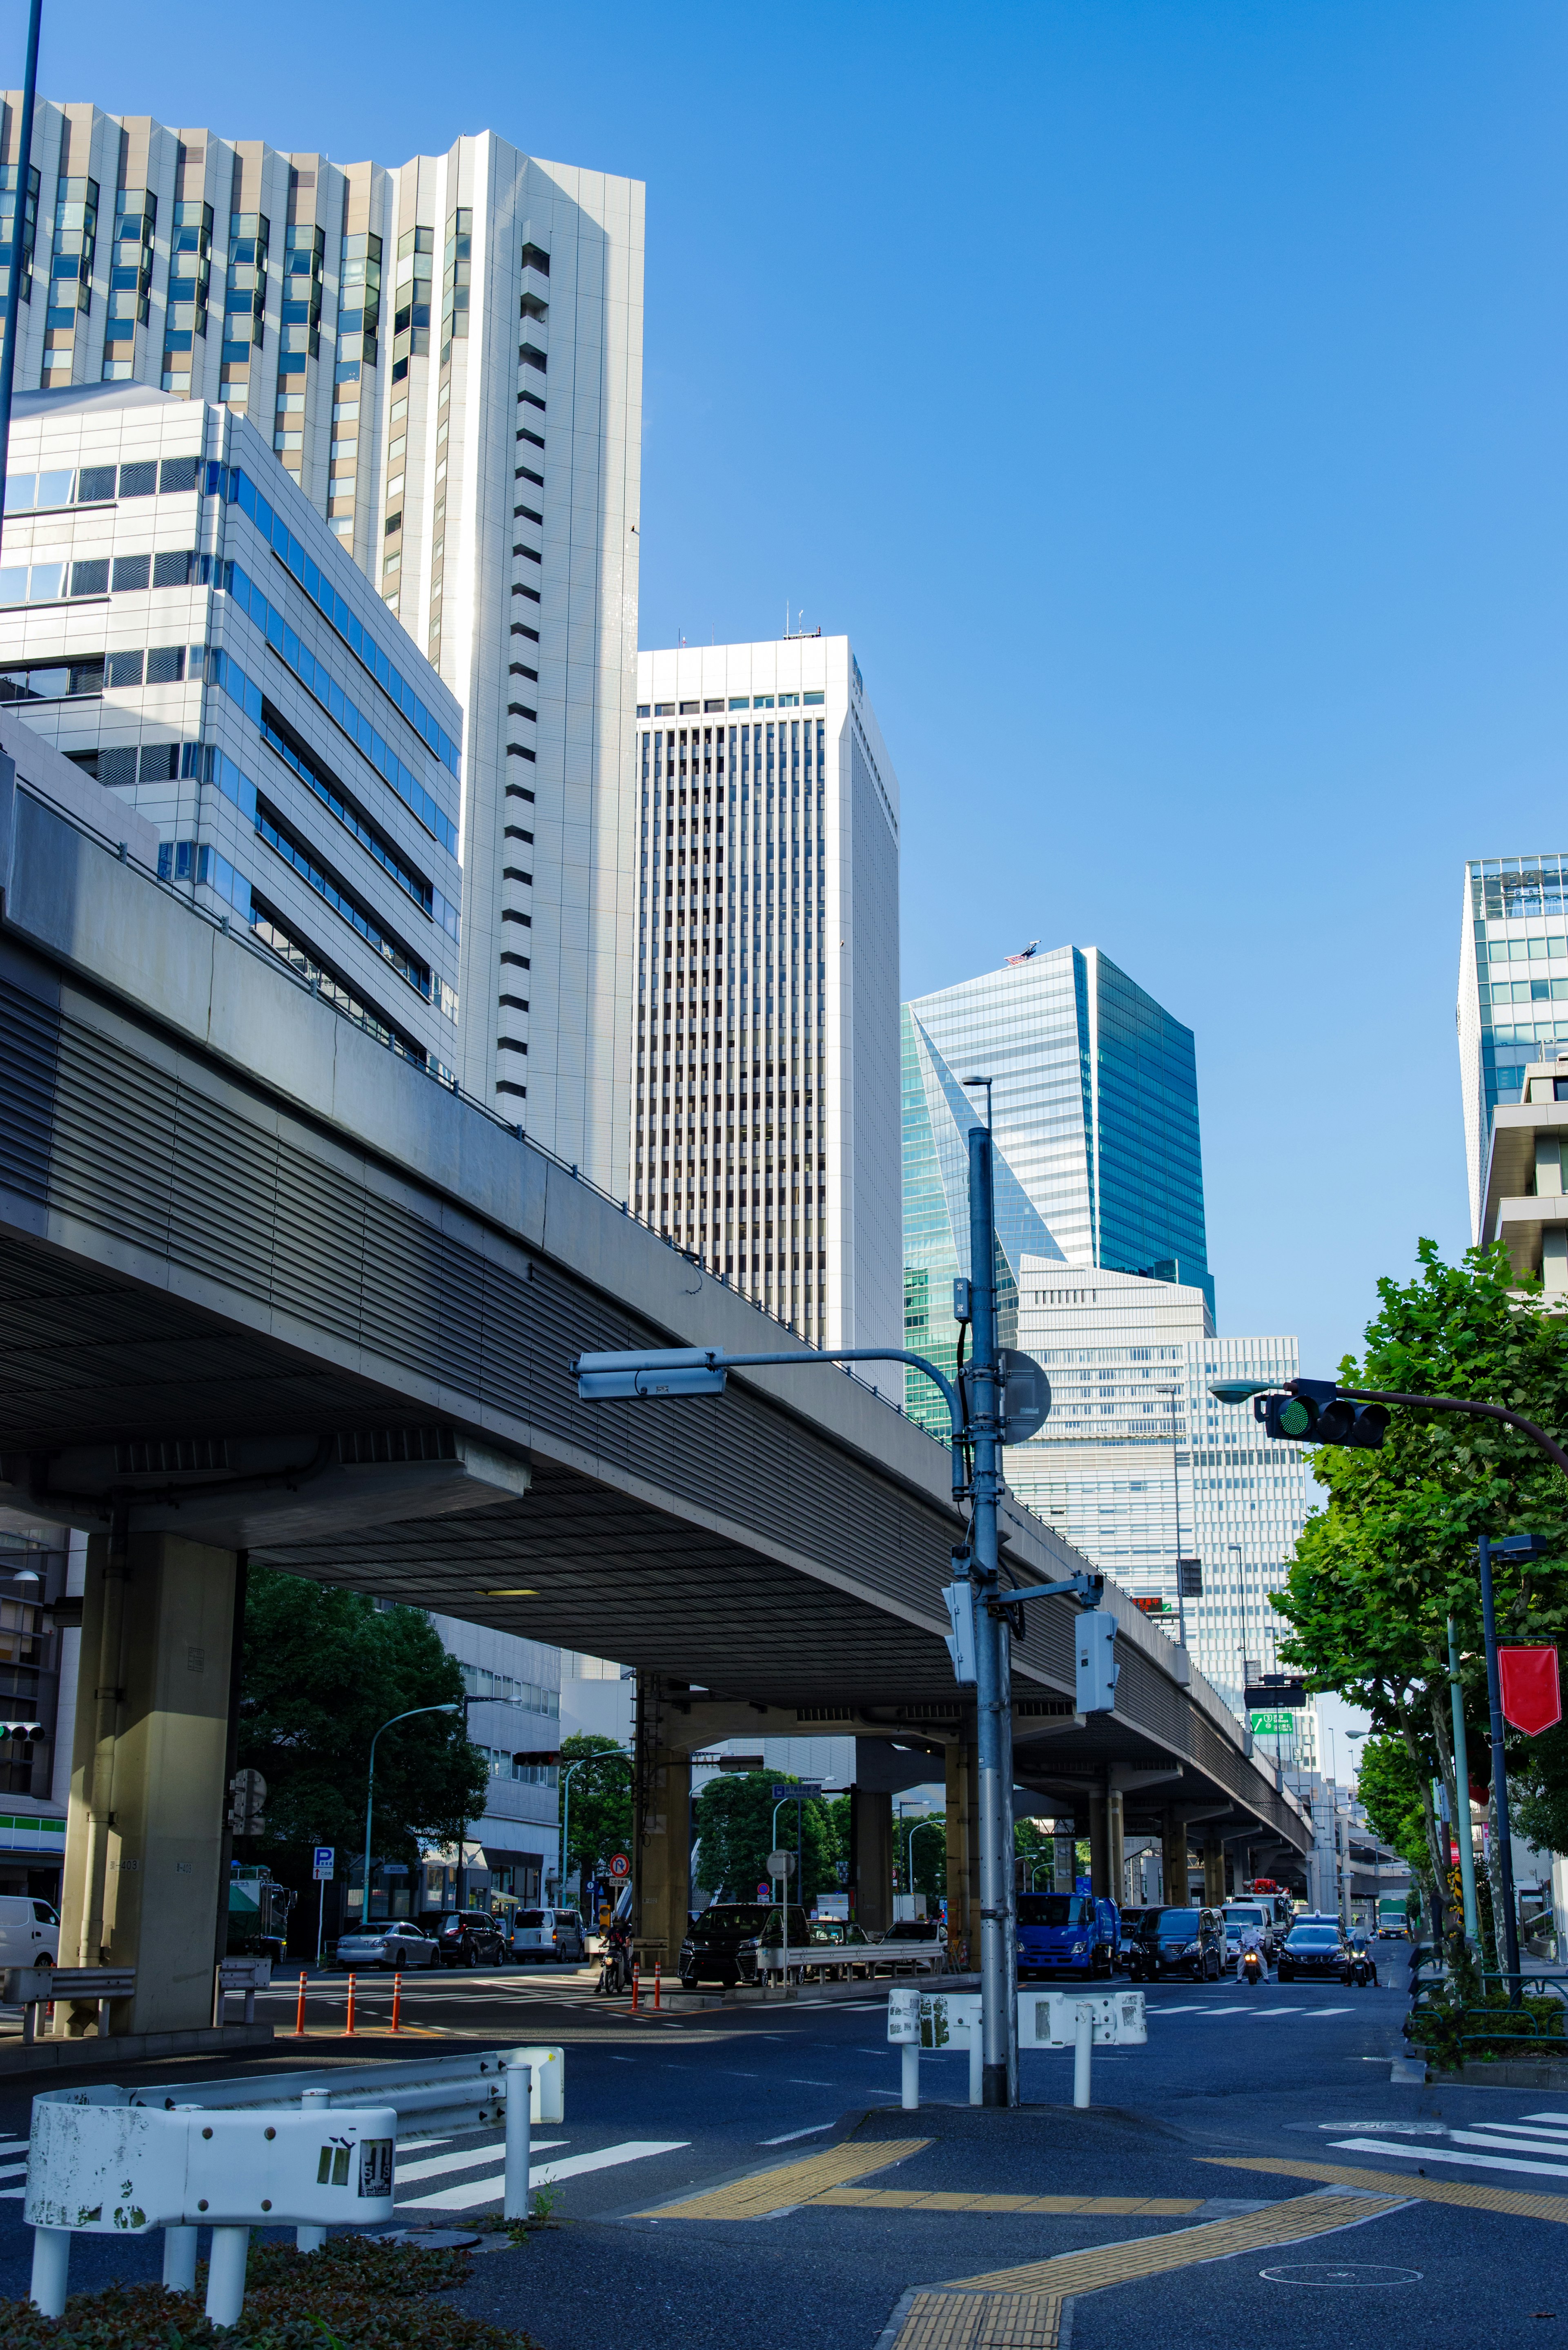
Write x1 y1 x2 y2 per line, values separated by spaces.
887 1985 1145 2109
23 2042 564 2327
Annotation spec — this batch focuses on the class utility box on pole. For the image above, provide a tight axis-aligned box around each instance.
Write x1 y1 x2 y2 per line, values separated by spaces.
1075 1613 1119 1715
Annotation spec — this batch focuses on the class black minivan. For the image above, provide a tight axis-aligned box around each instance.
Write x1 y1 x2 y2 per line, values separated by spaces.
1122 1905 1228 1981
679 1903 812 1986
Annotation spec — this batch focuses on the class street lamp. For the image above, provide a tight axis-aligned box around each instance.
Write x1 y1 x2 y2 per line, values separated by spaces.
559 1748 631 1916
906 1815 940 1918
362 1704 459 1931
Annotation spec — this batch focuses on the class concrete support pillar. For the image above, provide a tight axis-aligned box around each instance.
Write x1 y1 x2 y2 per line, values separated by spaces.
1203 1832 1226 1906
1161 1812 1191 1906
851 1787 893 1935
58 1527 237 2036
1053 1822 1076 1893
1088 1792 1111 1899
632 1676 690 1967
944 1742 973 1961
1107 1787 1125 1906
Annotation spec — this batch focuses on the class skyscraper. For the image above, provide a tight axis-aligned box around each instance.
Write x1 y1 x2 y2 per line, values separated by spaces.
0 97 644 1184
1457 855 1568 1240
902 946 1210 1427
631 638 902 1349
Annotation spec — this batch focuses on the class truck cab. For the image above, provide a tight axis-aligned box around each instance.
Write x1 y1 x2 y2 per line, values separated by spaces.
227 1864 295 1963
1016 1891 1120 1979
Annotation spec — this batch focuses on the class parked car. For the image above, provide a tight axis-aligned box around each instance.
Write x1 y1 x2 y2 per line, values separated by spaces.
0 1895 57 1970
1016 1892 1120 1979
333 1921 438 1971
435 1911 509 1968
679 1902 812 1986
1276 1920 1349 1981
880 1918 943 1943
1123 1905 1229 1981
509 1907 587 1965
807 1918 876 1977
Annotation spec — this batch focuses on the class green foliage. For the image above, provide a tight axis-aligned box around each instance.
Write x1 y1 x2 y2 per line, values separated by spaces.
692 1772 840 1906
237 1569 490 1884
1272 1238 1568 1884
1407 1937 1567 2071
0 2234 537 2348
559 1732 633 1876
898 1816 946 1902
1356 1733 1433 1881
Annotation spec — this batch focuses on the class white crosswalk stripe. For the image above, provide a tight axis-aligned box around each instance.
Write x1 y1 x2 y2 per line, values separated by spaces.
396 2139 566 2184
399 2138 687 2212
1331 2135 1568 2182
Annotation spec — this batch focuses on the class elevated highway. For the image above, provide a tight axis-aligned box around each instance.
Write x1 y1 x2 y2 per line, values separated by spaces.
0 721 1310 2029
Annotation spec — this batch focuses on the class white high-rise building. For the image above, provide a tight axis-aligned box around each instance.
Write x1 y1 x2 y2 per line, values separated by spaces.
1007 1264 1315 1744
0 98 644 1183
1457 855 1568 1241
631 640 902 1349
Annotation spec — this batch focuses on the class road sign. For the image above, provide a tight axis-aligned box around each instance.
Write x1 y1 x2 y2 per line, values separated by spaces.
607 1853 631 1880
1249 1710 1294 1736
1244 1677 1305 1710
312 1846 334 1882
766 1850 796 1878
755 1882 771 1900
771 1782 822 1799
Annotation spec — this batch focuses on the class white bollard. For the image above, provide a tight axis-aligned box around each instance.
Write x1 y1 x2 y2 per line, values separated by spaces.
29 2223 70 2316
163 2224 199 2291
503 2051 533 2223
205 2224 250 2328
901 2040 920 2111
1073 2004 1093 2109
297 2087 330 2251
969 2031 983 2107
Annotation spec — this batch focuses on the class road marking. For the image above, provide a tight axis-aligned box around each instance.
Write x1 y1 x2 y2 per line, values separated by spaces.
820 2190 1203 2215
0 2163 27 2182
1205 2153 1568 2221
1330 2136 1568 2182
396 2140 566 2184
401 2139 687 2212
640 2137 929 2220
944 2189 1406 2298
1524 2111 1568 2123
762 2123 835 2145
788 2078 836 2087
890 2288 1064 2350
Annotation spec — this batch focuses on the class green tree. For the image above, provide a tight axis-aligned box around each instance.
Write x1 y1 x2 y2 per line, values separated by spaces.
897 1815 946 1905
560 1733 634 1879
237 1569 489 1896
692 1774 837 1907
1272 1238 1568 1889
1356 1732 1432 1883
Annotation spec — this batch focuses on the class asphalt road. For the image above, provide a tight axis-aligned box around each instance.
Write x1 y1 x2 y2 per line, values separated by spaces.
2 1963 1566 2346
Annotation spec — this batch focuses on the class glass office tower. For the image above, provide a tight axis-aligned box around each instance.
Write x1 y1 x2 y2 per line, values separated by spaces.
902 945 1211 1432
1457 855 1568 1239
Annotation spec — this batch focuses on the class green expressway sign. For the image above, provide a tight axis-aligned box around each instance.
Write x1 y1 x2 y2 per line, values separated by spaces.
1250 1710 1295 1736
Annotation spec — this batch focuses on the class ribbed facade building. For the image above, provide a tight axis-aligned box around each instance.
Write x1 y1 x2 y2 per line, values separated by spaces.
0 96 643 1184
1457 854 1568 1240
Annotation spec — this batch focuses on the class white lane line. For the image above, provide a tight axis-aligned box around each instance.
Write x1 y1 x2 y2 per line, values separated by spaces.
396 2139 566 2183
1304 2007 1352 2017
0 2187 24 2199
400 2138 688 2213
1465 2124 1568 2143
787 2078 835 2087
1523 2112 1568 2123
1330 2136 1568 2181
762 2123 834 2145
1449 2130 1568 2160
0 2162 27 2181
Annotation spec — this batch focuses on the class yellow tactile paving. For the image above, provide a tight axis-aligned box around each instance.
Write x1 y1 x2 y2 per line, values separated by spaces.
1204 2154 1568 2224
947 2188 1406 2296
637 2136 929 2218
891 2289 1063 2350
815 2190 1204 2215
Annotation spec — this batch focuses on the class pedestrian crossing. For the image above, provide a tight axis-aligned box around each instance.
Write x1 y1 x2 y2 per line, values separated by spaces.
396 2133 688 2212
1150 2004 1352 2018
1325 2110 1568 2186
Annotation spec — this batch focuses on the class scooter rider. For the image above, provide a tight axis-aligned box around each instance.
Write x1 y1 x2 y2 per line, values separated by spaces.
1234 1917 1267 1980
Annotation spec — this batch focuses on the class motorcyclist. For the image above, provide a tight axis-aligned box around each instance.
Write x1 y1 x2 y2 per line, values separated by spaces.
1348 1929 1378 1987
1234 1917 1267 1980
597 1915 633 1995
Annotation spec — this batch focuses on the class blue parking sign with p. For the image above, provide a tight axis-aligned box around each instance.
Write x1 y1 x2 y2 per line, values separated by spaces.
313 1845 334 1881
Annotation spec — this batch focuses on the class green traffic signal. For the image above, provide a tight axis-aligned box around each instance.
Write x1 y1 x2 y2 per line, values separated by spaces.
1277 1396 1314 1438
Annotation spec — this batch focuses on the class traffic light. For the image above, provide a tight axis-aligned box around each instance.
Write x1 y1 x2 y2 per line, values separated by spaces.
1255 1380 1389 1450
1075 1611 1118 1715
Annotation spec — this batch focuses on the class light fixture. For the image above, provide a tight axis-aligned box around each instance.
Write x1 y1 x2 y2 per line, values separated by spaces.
478 1588 537 1598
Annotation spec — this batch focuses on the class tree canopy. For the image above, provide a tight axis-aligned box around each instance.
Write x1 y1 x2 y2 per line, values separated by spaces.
237 1570 489 1886
692 1774 842 1907
1272 1239 1568 1883
559 1733 634 1880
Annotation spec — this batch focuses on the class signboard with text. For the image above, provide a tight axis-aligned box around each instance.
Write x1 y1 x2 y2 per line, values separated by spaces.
1249 1710 1294 1736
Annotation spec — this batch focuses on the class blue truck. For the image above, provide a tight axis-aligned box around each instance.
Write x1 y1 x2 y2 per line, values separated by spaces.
1016 1891 1120 1979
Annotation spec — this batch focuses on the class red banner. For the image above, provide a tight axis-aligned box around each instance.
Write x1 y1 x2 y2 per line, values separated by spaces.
1499 1645 1563 1737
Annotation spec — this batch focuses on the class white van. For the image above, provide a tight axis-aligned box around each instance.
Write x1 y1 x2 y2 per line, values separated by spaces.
0 1895 59 1969
510 1907 586 1964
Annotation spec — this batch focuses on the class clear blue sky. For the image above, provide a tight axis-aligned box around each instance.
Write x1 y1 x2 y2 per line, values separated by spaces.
44 1 1567 1369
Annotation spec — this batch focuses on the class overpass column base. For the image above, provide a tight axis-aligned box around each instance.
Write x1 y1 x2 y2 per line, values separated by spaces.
1203 1832 1226 1906
944 1742 972 1964
1088 1793 1110 1900
1107 1787 1125 1905
632 1679 690 1970
58 1531 237 2037
1160 1811 1191 1906
851 1787 893 1935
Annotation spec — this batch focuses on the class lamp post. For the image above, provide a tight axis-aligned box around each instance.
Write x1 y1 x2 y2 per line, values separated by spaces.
362 1704 459 1931
1448 1617 1480 1942
907 1814 940 1919
559 1748 631 1916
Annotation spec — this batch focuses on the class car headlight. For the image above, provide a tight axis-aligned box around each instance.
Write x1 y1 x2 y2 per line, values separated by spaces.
1183 1940 1202 1954
1070 1941 1087 1954
739 1938 759 1950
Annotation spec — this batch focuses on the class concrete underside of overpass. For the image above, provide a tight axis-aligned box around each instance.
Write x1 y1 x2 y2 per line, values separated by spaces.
0 757 1312 2026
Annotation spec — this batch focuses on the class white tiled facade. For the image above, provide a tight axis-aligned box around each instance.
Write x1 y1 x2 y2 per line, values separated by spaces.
631 640 902 1349
0 99 644 1186
425 1614 563 1908
1008 1265 1315 1744
0 381 463 1071
1457 856 1568 1242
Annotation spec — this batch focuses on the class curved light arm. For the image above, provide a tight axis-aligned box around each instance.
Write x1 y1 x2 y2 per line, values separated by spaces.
363 1703 459 1926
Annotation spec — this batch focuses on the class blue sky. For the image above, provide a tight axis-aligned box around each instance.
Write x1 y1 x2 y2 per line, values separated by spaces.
43 1 1567 1374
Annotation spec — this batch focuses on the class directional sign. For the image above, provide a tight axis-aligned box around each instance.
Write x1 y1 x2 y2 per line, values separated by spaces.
312 1845 334 1882
772 1782 822 1799
1249 1710 1294 1737
607 1852 631 1880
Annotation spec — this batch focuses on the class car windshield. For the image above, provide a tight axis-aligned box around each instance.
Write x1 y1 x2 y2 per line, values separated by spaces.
1017 1895 1089 1927
697 1906 774 1934
1225 1909 1266 1926
1288 1929 1342 1947
1154 1911 1200 1935
884 1920 936 1939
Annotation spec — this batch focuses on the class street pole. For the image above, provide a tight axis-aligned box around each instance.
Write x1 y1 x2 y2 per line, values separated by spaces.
1167 1390 1187 1648
363 1703 458 1933
1477 1535 1523 2000
0 0 40 534
1448 1616 1479 1943
966 1109 1016 2108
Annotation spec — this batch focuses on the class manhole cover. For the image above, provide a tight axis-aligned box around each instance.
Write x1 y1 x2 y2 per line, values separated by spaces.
1260 2263 1421 2288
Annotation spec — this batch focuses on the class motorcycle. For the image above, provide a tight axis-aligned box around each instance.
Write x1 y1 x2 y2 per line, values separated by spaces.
596 1921 634 1996
1239 1946 1265 1987
1342 1947 1376 1989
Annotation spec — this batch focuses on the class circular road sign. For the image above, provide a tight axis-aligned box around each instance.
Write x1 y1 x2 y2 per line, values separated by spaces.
608 1853 631 1880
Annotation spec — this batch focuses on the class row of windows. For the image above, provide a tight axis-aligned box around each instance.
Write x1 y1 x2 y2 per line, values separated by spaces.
459 1663 559 1715
5 455 200 512
639 693 826 716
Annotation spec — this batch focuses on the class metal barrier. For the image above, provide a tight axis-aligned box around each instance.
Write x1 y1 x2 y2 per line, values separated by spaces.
755 1937 950 1985
888 1985 1146 2110
214 1955 273 2025
24 2042 563 2323
1406 1943 1568 2060
2 1965 134 2045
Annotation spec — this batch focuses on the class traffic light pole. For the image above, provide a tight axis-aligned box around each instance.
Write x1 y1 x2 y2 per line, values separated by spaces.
1477 1534 1524 2003
967 1119 1017 2108
1448 1616 1480 1943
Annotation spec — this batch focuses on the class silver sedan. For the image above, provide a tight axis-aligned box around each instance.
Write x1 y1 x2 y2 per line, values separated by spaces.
333 1922 438 1970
